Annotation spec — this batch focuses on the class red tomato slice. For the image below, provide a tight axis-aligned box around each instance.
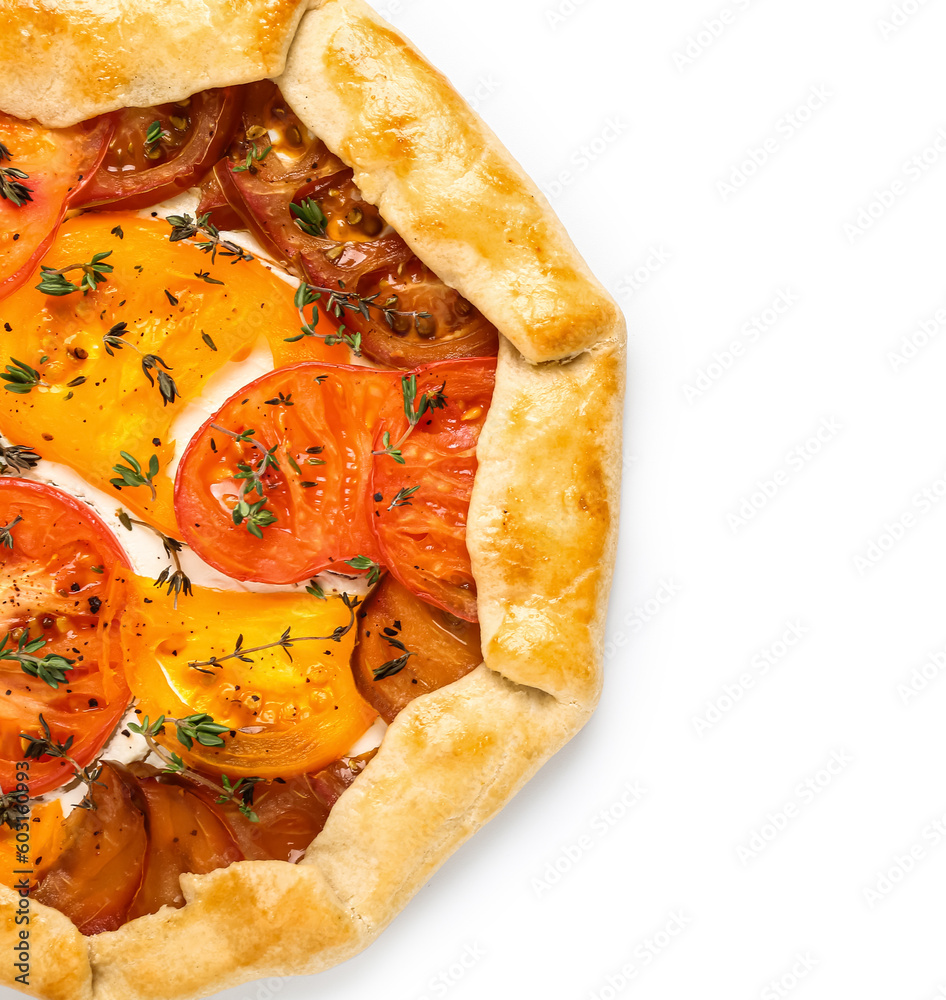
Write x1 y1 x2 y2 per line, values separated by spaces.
351 575 482 723
0 113 112 300
174 363 395 584
73 89 242 211
210 82 496 367
32 763 146 935
370 358 496 621
0 479 130 795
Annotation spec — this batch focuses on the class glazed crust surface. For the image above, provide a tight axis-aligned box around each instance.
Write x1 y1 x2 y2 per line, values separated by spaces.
0 0 313 128
0 1 626 998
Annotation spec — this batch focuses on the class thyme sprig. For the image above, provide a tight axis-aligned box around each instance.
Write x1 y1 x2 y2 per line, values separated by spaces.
36 251 113 296
387 486 420 510
344 555 382 586
128 714 262 822
110 451 159 500
0 630 75 688
233 141 273 173
1 358 46 395
0 790 25 832
166 212 254 264
143 120 169 156
373 375 448 464
100 323 180 406
0 142 32 207
19 714 103 797
116 509 193 609
209 424 281 538
290 197 327 237
187 592 361 672
372 623 416 680
0 514 22 549
0 442 41 474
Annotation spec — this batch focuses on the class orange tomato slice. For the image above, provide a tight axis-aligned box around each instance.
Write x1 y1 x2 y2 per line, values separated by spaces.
119 575 375 778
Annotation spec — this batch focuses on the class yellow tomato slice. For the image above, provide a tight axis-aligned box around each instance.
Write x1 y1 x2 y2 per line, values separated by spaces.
120 575 375 778
0 213 344 536
0 799 64 891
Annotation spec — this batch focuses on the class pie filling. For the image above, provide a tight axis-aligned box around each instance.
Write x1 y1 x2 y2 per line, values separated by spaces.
0 83 496 933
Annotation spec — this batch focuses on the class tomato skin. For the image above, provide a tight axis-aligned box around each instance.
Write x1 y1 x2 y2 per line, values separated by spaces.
120 575 375 779
370 358 496 621
174 362 395 585
352 576 482 724
0 213 321 537
32 763 147 935
73 89 243 211
0 479 130 796
0 113 112 300
211 82 496 366
125 767 244 920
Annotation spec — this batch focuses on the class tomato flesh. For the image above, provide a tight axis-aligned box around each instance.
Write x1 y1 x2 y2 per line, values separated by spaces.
33 763 146 935
120 575 375 779
74 89 242 211
175 362 394 584
0 479 130 795
0 213 324 536
126 767 245 920
212 82 497 368
370 358 496 621
0 113 112 300
352 575 482 723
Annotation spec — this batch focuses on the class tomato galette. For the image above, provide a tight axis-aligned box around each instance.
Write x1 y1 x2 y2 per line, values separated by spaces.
0 2 625 999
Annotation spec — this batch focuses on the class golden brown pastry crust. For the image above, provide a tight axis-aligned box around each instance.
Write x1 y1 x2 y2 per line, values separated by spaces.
0 0 314 129
0 1 626 997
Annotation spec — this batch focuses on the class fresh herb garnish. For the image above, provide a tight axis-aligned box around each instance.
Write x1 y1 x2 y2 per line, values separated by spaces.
233 141 273 173
187 593 361 672
209 424 281 538
344 555 382 587
387 485 421 510
1 630 74 688
36 251 113 296
100 323 180 404
20 714 103 797
373 375 447 463
165 212 254 264
201 331 218 350
1 358 44 395
0 514 22 549
372 620 417 680
0 142 33 207
290 197 327 236
216 775 262 823
116 508 192 609
0 442 41 474
110 451 159 500
143 120 169 156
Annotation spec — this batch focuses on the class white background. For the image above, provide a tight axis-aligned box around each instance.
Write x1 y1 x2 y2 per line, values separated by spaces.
9 1 946 998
